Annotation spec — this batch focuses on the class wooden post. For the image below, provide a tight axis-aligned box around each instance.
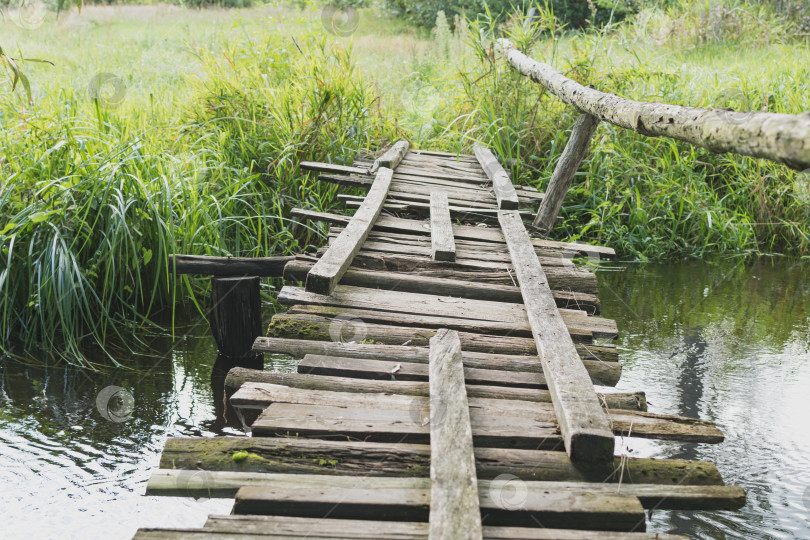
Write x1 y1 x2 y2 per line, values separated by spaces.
209 276 264 367
533 114 600 235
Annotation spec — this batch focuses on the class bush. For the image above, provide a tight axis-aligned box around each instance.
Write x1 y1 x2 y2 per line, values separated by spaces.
378 0 635 30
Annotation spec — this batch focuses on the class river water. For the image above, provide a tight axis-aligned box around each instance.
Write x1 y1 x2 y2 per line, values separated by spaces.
1 259 809 539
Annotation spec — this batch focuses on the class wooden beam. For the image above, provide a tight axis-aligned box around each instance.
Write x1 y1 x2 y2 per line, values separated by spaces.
224 368 645 411
300 161 369 175
473 143 520 210
533 114 600 234
159 436 725 485
428 329 482 540
169 254 293 277
305 167 393 294
429 192 456 262
283 259 601 314
499 209 614 464
370 140 410 173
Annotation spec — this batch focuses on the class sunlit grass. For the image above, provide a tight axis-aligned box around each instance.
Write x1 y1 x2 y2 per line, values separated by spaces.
1 2 808 366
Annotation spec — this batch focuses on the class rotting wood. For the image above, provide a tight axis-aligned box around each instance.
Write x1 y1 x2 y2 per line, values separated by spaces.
209 277 263 364
290 209 615 259
169 254 293 277
159 436 723 485
300 161 369 176
283 259 600 313
499 208 614 464
227 476 646 531
234 381 723 442
147 470 743 513
277 286 618 340
198 515 691 540
305 167 393 294
264 312 618 361
472 143 521 210
224 369 644 411
370 140 410 173
296 352 621 388
430 192 457 262
498 39 810 171
533 114 600 234
428 329 483 540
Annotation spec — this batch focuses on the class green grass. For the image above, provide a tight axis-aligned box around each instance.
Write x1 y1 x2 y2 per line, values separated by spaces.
1 2 808 366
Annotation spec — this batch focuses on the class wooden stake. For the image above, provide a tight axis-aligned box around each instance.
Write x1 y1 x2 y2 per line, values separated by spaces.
533 114 600 234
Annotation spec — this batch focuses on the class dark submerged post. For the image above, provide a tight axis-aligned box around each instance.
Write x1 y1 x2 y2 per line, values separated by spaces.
209 276 264 368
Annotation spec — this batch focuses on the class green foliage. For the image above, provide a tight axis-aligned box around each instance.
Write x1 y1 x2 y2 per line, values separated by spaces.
0 12 394 367
378 0 635 29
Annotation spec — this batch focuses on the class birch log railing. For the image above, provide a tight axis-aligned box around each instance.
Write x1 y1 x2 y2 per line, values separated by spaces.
496 39 810 234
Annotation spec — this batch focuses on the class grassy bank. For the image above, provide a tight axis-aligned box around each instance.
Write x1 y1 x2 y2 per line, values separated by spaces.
1 2 808 365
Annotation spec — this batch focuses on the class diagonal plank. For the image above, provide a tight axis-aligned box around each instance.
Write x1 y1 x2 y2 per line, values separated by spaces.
428 329 483 539
498 209 614 464
430 192 456 262
305 167 393 294
370 140 410 173
473 143 520 210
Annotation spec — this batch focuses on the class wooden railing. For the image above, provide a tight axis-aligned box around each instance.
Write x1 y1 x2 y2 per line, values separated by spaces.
496 39 810 234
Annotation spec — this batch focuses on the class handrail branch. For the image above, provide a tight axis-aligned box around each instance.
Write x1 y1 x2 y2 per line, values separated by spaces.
497 39 810 172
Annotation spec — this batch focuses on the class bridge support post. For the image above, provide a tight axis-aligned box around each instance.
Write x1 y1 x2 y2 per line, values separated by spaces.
533 113 600 235
209 276 264 368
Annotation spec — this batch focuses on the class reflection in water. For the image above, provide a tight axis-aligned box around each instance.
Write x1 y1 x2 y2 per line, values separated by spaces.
599 259 810 539
0 317 298 540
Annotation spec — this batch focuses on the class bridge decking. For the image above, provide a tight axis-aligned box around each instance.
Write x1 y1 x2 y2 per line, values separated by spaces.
136 147 744 539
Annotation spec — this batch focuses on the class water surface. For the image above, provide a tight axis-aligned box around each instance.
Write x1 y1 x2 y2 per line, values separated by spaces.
599 258 810 539
2 259 809 539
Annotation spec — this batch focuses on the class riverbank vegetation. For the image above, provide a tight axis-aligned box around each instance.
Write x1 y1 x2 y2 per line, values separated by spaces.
1 1 808 365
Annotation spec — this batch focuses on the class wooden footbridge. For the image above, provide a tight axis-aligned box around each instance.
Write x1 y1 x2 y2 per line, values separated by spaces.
133 40 810 540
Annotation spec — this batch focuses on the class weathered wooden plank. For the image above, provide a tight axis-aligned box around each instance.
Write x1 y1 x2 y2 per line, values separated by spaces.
473 143 520 210
147 470 743 512
225 369 645 410
342 196 534 220
160 436 724 485
284 301 595 343
236 381 722 443
284 259 600 314
348 252 599 294
534 114 600 234
278 286 618 340
229 477 646 531
169 254 293 277
265 313 618 362
298 354 549 388
296 353 621 388
300 161 369 175
305 167 393 294
370 140 410 173
429 193 457 262
499 208 614 465
427 329 482 540
252 401 561 449
201 515 691 539
290 209 615 259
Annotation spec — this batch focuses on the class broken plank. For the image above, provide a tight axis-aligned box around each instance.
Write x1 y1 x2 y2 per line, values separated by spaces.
300 161 369 175
473 143 520 209
370 140 410 173
430 193 457 262
305 167 393 294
